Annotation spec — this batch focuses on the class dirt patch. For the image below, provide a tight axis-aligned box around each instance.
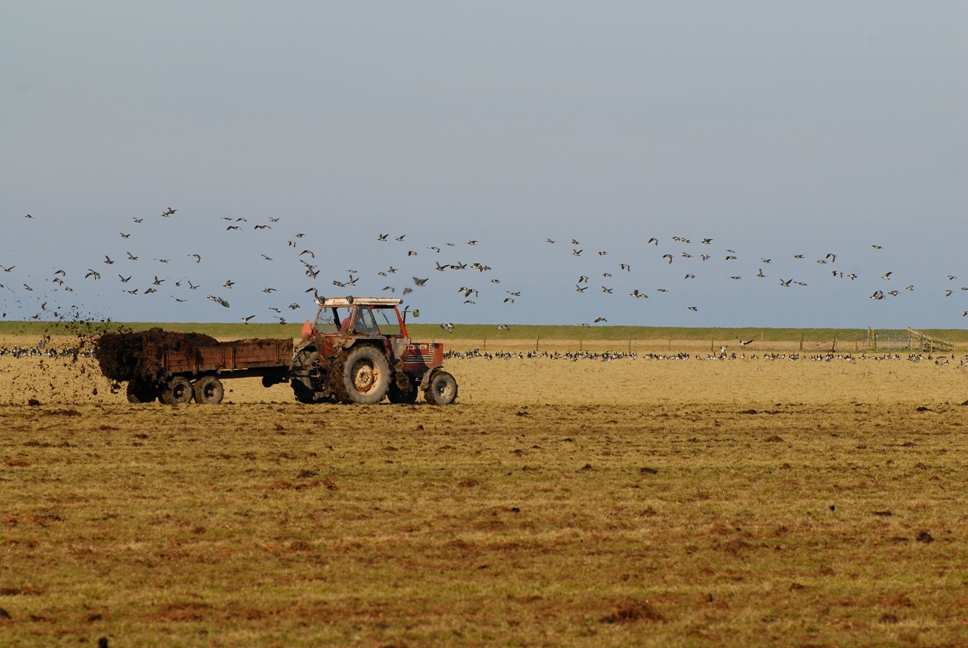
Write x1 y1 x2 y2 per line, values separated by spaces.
600 600 665 624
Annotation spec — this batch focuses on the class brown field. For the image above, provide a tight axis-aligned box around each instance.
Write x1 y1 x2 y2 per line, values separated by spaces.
2 337 968 646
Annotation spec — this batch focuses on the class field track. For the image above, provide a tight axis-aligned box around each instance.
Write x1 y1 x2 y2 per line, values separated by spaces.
1 340 967 646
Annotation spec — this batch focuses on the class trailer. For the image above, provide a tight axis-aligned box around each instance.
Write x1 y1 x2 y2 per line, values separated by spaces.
95 329 292 404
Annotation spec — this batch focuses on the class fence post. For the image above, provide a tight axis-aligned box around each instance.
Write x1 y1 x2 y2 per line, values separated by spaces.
628 338 632 354
483 336 487 352
799 333 804 352
535 336 539 352
832 336 837 353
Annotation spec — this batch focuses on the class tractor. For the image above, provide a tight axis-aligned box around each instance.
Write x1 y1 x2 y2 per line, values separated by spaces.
287 296 458 405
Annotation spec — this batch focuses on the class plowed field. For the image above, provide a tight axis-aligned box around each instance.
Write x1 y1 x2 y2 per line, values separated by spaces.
2 346 967 646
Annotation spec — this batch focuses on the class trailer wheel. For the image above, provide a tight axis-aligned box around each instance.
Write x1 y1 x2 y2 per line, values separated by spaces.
162 376 194 405
424 370 458 405
193 376 224 405
126 381 157 404
339 345 391 404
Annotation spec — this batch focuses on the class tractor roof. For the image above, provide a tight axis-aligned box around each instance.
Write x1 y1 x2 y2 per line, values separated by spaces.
317 296 402 308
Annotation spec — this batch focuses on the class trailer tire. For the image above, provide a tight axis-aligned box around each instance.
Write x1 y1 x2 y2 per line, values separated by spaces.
193 375 224 405
424 370 458 405
162 376 194 405
126 381 157 404
339 345 391 404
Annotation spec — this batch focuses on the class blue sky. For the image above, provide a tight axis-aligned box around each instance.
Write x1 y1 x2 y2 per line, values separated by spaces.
2 2 966 326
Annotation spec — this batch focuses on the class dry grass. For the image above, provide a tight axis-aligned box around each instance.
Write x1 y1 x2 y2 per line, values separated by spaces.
1 342 968 646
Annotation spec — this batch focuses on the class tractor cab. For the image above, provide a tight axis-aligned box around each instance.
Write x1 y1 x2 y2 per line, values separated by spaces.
305 297 409 341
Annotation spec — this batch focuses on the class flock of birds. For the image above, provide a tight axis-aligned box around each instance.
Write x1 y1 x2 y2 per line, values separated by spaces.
447 348 968 366
3 208 968 332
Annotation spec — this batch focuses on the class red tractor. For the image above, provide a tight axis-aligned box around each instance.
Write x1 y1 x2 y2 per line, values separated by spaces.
288 296 458 405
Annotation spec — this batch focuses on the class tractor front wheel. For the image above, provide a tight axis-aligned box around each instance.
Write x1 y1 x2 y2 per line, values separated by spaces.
424 370 458 405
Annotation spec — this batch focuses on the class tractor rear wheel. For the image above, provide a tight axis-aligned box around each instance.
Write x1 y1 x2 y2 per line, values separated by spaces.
339 345 391 404
161 376 194 405
424 370 458 405
193 376 224 405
